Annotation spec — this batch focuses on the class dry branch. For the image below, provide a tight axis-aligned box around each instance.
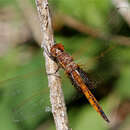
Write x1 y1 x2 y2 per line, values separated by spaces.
109 99 130 130
1 5 130 50
35 0 70 130
112 0 130 27
54 13 130 46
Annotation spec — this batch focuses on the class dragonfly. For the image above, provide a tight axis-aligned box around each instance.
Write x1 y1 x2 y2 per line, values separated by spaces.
0 40 115 124
45 43 110 123
0 6 128 125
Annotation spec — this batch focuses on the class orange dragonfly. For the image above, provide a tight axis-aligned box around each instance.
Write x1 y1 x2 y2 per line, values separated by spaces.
0 41 113 124
47 43 110 123
0 6 128 124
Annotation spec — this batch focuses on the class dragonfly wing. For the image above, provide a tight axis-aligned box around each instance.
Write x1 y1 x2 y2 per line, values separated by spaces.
67 72 82 92
67 67 95 91
76 67 96 90
71 70 110 123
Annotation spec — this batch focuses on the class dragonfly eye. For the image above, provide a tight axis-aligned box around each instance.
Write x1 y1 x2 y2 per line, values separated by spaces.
50 43 64 57
56 43 64 51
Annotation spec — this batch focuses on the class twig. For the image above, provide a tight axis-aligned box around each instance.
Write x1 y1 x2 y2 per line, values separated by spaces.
109 99 130 130
35 0 70 130
112 0 130 26
54 12 104 39
54 12 130 46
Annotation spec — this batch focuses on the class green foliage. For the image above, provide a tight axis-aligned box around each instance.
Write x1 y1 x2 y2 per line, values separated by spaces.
115 65 130 99
0 0 130 130
0 0 16 7
69 100 109 130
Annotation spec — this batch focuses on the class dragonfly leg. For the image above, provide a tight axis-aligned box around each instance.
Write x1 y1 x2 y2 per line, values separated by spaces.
42 44 56 61
42 44 61 78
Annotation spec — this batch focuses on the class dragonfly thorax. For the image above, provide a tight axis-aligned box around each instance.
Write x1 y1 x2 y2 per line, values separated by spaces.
50 43 64 58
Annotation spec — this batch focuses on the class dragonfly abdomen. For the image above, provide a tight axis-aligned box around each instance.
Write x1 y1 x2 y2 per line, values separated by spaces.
50 43 110 123
71 70 110 123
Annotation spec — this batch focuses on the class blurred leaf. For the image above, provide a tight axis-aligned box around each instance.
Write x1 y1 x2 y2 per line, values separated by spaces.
69 99 109 130
57 0 113 32
115 65 130 99
0 0 130 129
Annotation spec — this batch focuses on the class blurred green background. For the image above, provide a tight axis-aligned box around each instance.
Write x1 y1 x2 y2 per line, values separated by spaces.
0 0 130 130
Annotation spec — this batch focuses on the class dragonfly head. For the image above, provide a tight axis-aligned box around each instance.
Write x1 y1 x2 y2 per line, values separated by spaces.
50 43 64 57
